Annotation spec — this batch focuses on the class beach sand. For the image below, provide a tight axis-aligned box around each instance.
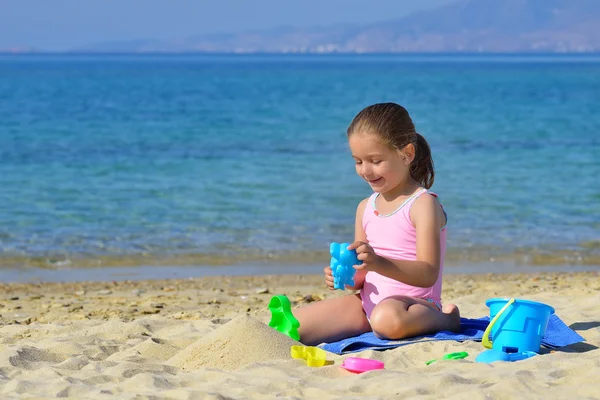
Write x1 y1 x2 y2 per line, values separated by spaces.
0 271 598 399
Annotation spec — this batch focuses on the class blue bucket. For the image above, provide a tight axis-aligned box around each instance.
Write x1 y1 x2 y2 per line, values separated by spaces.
483 298 555 354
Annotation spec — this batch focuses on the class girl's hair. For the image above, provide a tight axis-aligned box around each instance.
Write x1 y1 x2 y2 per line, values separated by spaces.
347 102 435 189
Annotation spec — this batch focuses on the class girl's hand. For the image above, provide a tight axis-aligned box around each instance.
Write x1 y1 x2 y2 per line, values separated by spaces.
347 241 382 272
323 266 335 290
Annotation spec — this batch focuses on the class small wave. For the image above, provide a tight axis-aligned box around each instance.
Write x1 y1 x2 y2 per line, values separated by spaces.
1 245 599 271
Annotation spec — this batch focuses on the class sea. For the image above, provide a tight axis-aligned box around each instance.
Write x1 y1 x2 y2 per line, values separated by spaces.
0 53 598 282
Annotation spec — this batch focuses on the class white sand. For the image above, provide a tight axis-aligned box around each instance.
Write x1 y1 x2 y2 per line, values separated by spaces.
167 315 300 371
0 272 598 399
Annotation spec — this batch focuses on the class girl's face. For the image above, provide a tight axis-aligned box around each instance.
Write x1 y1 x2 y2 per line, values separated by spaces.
349 132 412 194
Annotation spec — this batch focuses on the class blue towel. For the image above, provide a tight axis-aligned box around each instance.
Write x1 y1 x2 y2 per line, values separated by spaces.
321 314 585 355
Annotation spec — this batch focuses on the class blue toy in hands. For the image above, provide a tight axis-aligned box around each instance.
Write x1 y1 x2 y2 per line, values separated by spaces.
330 242 362 290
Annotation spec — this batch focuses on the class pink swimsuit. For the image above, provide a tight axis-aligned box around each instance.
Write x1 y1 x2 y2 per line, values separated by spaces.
359 189 447 318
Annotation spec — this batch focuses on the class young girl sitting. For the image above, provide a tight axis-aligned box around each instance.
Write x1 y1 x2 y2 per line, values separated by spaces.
294 102 461 346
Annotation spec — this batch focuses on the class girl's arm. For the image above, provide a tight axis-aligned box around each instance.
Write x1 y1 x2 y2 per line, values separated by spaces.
352 194 445 288
346 198 369 290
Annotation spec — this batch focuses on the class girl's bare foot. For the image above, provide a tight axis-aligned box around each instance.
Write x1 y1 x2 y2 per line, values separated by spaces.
442 303 462 332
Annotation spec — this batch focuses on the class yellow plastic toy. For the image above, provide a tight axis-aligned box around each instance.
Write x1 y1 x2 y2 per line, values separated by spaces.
290 345 327 367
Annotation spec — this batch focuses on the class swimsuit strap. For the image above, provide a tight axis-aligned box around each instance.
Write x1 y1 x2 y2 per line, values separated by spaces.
371 188 427 217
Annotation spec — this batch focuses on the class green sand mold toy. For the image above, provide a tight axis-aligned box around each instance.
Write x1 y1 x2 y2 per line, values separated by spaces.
426 351 469 365
268 295 300 341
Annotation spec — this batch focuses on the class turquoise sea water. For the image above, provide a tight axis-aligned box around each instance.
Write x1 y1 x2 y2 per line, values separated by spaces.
0 54 599 276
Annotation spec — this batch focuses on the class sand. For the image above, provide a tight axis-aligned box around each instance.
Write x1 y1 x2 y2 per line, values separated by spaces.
0 271 598 399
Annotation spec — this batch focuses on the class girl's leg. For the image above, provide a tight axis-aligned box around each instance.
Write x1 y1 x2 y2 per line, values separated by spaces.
294 293 371 346
368 296 461 340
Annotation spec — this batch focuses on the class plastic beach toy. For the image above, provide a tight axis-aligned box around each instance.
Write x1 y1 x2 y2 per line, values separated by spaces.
425 351 469 365
330 242 361 290
268 295 300 341
476 297 555 363
476 349 538 363
341 357 384 374
290 345 327 367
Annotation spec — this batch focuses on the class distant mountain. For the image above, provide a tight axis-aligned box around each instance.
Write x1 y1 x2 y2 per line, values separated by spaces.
75 0 600 53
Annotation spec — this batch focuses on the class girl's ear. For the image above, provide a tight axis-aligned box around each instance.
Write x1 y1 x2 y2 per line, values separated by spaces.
401 143 416 164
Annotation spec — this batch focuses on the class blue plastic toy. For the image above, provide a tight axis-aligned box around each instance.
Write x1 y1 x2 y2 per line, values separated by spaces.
476 297 555 363
329 242 361 290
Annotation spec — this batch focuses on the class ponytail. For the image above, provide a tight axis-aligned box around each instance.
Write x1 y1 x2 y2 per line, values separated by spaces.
410 133 435 189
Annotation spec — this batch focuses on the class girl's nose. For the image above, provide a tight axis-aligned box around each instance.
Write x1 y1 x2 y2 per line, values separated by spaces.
359 164 372 176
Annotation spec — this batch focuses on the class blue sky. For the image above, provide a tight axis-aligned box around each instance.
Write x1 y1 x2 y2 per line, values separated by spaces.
1 0 456 50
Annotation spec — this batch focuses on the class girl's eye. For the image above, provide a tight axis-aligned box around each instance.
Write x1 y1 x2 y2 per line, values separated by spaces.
355 160 362 165
372 160 382 165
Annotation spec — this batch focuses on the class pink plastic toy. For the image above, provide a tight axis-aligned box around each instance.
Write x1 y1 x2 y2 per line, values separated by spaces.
340 357 385 374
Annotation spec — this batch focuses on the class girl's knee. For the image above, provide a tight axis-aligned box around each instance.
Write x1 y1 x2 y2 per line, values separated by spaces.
369 306 408 340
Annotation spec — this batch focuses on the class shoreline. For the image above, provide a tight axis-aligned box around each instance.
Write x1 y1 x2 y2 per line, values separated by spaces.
0 261 598 284
1 242 598 271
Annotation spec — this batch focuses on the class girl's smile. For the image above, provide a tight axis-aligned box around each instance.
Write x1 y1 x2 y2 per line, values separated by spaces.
367 177 384 186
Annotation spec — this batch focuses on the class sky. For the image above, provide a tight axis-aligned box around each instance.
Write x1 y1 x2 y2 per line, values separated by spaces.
0 0 457 51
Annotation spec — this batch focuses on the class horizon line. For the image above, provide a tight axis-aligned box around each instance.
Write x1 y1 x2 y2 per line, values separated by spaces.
2 51 600 56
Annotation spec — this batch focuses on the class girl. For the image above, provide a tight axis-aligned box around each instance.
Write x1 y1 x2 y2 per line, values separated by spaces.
295 102 461 346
